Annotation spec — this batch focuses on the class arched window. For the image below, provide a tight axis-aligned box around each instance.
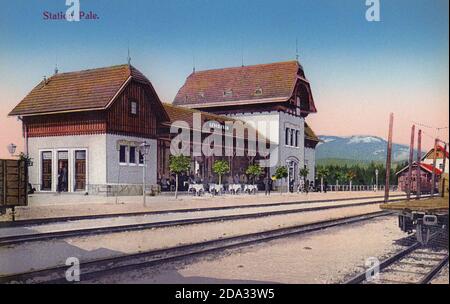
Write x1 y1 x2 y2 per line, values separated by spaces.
285 128 290 146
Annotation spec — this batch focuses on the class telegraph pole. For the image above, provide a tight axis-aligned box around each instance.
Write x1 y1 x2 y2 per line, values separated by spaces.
430 138 439 197
441 143 447 198
406 125 415 200
416 129 422 200
384 113 394 203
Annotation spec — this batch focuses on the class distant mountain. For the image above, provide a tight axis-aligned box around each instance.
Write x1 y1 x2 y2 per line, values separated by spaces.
316 135 412 163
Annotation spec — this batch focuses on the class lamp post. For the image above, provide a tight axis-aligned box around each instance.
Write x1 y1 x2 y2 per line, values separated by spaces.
375 169 379 192
286 160 294 193
140 142 151 207
7 143 17 157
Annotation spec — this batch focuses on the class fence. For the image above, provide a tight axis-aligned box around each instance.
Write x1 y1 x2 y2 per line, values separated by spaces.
325 185 398 192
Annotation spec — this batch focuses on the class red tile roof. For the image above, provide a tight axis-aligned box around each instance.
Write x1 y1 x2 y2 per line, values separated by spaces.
421 144 450 160
397 162 443 175
9 64 164 117
437 145 449 159
420 163 443 175
173 61 307 108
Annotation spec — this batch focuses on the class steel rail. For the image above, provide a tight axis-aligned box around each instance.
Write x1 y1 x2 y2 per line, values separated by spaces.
345 235 448 284
0 194 408 228
0 210 392 284
0 197 410 246
419 255 449 284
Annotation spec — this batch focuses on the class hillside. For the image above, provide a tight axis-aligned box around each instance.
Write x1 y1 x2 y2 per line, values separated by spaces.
316 135 414 163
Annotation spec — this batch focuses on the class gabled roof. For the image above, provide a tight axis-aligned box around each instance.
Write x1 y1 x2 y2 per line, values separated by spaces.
305 122 320 142
396 162 443 176
422 144 449 160
9 64 168 120
173 61 313 109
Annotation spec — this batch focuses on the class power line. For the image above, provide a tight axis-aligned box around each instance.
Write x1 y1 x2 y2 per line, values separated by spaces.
412 120 448 130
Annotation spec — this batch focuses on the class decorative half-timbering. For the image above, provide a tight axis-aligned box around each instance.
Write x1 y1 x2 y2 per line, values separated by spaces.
9 64 169 195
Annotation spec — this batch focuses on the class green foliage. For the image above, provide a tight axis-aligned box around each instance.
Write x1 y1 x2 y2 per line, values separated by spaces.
169 155 191 174
299 167 309 180
246 164 263 184
274 166 288 180
18 153 32 166
212 160 230 185
346 171 356 181
316 161 398 185
317 167 329 179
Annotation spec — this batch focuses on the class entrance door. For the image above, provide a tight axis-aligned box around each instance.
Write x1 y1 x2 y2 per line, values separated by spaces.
41 151 52 191
74 150 86 191
57 151 69 192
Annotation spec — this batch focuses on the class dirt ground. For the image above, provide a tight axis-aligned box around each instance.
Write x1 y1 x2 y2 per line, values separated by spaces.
0 204 385 275
86 215 413 284
0 191 400 222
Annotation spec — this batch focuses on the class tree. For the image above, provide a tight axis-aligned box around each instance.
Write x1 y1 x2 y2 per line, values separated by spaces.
299 167 309 182
346 171 357 190
212 160 230 186
274 166 288 194
246 164 263 185
317 167 329 192
169 155 191 199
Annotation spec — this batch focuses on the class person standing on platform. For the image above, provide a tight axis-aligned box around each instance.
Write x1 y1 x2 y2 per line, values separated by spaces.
264 175 271 196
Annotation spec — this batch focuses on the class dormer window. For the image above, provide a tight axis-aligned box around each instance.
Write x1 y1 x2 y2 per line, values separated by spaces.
254 88 263 95
223 89 233 97
130 100 138 115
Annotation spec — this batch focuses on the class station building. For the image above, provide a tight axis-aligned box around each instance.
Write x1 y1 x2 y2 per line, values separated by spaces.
9 61 319 195
173 61 319 183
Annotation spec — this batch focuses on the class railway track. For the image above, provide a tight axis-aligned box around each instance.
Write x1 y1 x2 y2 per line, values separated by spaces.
0 210 392 284
0 196 414 247
0 194 407 228
345 237 449 284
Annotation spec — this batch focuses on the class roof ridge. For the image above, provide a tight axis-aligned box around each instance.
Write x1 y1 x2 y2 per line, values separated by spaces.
189 60 299 76
51 64 130 77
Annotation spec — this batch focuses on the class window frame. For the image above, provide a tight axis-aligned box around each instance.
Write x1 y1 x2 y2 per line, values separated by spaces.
290 129 294 147
138 149 145 166
119 145 127 165
285 128 290 146
129 99 138 116
129 146 137 165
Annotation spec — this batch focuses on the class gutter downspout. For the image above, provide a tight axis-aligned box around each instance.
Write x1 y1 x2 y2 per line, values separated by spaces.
18 116 28 157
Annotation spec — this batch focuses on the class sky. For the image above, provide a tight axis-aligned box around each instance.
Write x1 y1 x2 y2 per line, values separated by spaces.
0 0 448 158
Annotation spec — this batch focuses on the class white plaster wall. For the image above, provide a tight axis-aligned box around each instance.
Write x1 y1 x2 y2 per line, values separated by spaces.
28 134 107 191
305 147 316 181
228 111 307 179
422 158 449 174
105 134 157 186
277 112 305 174
227 111 280 144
